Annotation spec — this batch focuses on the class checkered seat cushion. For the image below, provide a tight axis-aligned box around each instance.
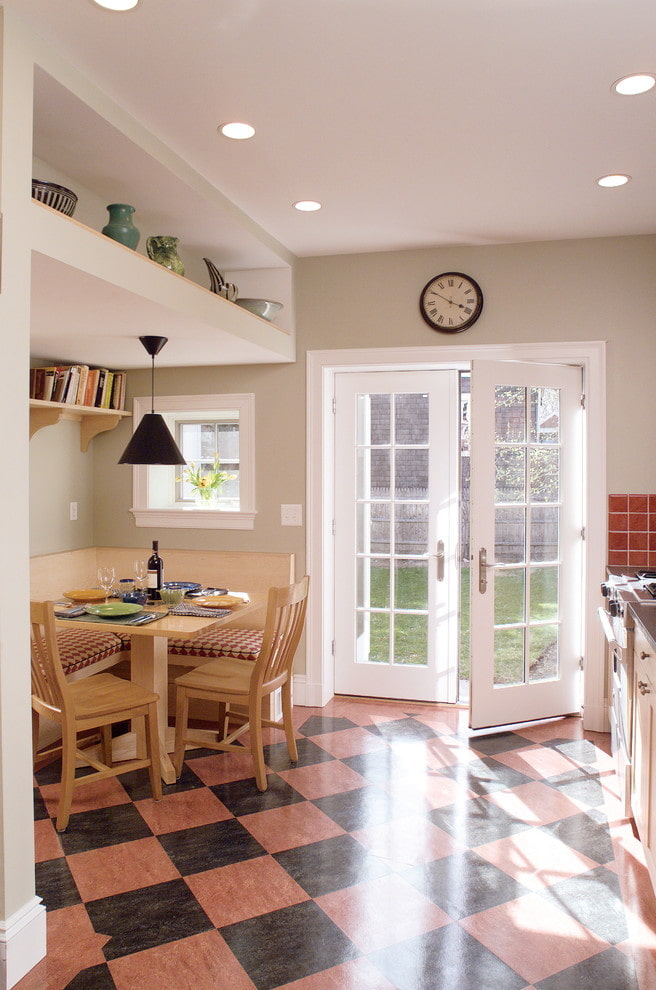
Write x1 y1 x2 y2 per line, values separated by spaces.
167 627 263 662
56 628 127 676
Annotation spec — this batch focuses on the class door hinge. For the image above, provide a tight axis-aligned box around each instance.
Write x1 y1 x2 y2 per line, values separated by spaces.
331 640 336 656
581 526 586 540
580 393 586 409
579 656 584 670
332 396 336 414
332 518 336 536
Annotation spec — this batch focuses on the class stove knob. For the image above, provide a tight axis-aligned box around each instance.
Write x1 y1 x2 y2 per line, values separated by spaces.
601 583 610 597
609 601 620 617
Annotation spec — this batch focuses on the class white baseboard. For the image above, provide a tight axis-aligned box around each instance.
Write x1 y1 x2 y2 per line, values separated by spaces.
0 896 46 989
582 702 610 734
293 674 333 708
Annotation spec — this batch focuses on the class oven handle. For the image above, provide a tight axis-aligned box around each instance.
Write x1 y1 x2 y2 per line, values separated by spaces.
597 605 620 651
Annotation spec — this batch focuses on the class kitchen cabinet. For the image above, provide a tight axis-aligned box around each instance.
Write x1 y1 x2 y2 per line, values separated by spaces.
631 620 656 892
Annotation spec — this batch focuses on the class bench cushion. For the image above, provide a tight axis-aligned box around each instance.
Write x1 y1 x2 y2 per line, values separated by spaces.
167 627 263 662
56 629 126 676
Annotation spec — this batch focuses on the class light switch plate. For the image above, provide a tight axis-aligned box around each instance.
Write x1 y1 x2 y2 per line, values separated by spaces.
281 504 302 526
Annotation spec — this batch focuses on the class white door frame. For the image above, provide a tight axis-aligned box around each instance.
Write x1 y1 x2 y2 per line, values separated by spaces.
301 341 608 733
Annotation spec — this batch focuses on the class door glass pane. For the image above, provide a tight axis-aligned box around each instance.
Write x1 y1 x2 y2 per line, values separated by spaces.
496 447 526 502
395 560 428 610
529 625 558 682
530 566 558 621
495 385 526 442
495 506 525 564
395 448 428 495
357 503 390 554
531 506 559 562
358 558 389 608
358 448 390 498
356 611 389 664
357 393 390 445
530 448 559 502
530 387 560 443
494 627 525 685
395 393 429 444
394 614 428 666
395 502 428 553
495 570 525 624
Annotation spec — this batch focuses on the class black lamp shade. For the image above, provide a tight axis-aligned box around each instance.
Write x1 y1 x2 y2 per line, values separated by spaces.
118 412 186 465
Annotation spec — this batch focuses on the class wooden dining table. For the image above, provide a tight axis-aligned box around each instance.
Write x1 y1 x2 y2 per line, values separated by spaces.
56 598 260 784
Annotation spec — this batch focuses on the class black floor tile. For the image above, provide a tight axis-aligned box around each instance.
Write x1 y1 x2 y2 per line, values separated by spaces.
158 818 266 874
545 767 605 807
263 736 336 770
534 945 638 990
220 900 359 990
431 795 531 845
545 737 601 764
364 716 438 743
436 755 535 796
466 731 535 756
342 748 434 789
541 809 615 864
403 849 530 919
369 921 527 990
210 774 305 816
64 963 117 989
312 783 409 831
58 803 152 855
35 857 81 911
297 715 358 736
120 762 205 801
274 833 390 897
538 866 630 944
33 787 49 821
85 878 214 960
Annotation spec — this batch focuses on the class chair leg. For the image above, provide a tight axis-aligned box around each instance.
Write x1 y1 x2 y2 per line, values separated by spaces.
56 723 77 832
217 701 228 741
173 688 189 778
144 701 162 801
100 725 113 766
31 709 40 766
249 698 267 791
281 680 298 762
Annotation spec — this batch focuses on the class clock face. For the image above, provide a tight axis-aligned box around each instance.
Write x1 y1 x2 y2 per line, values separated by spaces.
419 272 483 333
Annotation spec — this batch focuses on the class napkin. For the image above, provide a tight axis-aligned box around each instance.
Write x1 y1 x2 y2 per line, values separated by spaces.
169 602 231 618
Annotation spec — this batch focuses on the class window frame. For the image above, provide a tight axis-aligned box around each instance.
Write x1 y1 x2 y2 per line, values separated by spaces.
129 393 256 530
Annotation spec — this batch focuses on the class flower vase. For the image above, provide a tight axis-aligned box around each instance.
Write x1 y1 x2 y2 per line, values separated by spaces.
146 235 185 276
101 203 140 250
194 494 218 508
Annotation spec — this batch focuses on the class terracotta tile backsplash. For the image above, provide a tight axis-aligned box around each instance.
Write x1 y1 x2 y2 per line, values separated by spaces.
608 494 656 568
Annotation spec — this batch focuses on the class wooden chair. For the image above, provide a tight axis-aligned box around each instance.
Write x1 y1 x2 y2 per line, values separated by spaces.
173 576 309 790
30 601 162 830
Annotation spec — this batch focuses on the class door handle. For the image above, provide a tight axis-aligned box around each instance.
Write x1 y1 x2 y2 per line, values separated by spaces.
479 547 490 593
436 540 445 582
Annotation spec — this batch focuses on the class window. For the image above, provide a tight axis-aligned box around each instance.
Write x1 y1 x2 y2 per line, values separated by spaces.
130 393 255 530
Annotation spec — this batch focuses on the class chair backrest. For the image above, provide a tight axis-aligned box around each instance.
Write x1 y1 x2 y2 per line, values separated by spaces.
30 601 68 717
254 576 309 691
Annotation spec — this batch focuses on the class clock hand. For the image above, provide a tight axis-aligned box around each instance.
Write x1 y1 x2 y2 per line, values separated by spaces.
429 290 465 309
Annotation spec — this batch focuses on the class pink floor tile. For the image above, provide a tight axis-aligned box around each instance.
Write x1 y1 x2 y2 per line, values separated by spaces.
311 726 390 759
492 744 583 780
352 815 463 869
277 760 369 799
475 827 601 891
185 854 308 927
67 836 181 900
317 873 451 953
279 956 398 988
14 903 110 990
240 800 345 853
135 786 232 834
184 750 260 785
484 779 584 825
108 929 255 990
33 818 64 863
39 775 131 818
458 892 609 984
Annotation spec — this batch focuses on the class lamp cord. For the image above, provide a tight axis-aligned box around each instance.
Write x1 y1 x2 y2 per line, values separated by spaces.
150 356 155 414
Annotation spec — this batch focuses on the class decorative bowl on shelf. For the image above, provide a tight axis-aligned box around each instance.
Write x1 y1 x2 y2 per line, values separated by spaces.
31 180 78 217
234 298 283 321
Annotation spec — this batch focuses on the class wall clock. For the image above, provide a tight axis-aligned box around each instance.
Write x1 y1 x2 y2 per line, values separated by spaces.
419 272 483 333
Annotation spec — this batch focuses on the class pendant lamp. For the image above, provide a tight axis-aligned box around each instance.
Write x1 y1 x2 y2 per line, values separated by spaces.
118 336 186 465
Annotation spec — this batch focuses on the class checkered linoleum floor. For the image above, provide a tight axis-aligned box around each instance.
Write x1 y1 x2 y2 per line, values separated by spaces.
20 697 656 989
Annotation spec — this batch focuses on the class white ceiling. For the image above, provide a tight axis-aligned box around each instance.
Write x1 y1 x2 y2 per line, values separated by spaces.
8 0 656 259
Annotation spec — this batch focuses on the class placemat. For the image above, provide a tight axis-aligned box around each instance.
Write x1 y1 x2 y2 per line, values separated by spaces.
54 610 165 626
168 602 232 618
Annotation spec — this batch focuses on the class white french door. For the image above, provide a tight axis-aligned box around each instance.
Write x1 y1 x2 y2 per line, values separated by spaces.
469 360 584 729
333 370 460 702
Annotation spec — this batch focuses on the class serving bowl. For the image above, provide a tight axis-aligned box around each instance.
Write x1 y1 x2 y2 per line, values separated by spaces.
234 298 283 321
32 179 78 217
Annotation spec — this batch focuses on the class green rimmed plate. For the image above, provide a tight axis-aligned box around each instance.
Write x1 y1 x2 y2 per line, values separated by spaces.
84 602 143 618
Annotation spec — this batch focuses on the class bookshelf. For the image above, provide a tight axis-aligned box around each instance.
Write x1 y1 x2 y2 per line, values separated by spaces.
29 399 130 450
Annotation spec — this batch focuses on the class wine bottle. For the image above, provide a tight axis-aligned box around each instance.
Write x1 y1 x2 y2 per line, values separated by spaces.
147 540 163 598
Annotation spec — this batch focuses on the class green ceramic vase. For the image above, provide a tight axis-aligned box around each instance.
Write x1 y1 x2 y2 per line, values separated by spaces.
101 203 140 250
146 235 185 276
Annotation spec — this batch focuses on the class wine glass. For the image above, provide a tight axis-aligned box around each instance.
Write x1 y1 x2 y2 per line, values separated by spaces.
97 566 116 602
134 559 148 591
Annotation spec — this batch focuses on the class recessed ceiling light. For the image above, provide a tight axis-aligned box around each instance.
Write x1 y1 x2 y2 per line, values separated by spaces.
612 73 656 96
293 200 322 212
91 0 139 10
219 122 256 140
596 174 631 187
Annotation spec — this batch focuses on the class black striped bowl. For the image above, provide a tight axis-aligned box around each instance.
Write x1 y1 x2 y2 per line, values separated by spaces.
31 180 78 217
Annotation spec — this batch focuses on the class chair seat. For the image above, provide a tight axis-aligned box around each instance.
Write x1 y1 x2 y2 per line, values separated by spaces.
167 627 263 662
68 672 159 719
56 629 126 676
175 656 254 696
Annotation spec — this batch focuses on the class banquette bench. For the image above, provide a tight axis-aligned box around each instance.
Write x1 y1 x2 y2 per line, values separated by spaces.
30 546 296 726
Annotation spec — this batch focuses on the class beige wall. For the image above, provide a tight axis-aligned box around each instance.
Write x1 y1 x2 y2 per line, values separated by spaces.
30 233 656 560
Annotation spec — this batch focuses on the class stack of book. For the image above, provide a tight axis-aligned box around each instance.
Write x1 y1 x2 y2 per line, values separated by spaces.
30 365 127 411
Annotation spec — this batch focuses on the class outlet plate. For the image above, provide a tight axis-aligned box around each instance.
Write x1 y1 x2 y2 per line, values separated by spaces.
281 504 302 526
69 501 78 521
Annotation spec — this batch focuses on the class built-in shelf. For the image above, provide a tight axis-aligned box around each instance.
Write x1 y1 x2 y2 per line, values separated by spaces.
29 399 129 450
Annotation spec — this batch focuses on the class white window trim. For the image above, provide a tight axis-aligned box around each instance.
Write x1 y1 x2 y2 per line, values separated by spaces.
129 393 256 530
